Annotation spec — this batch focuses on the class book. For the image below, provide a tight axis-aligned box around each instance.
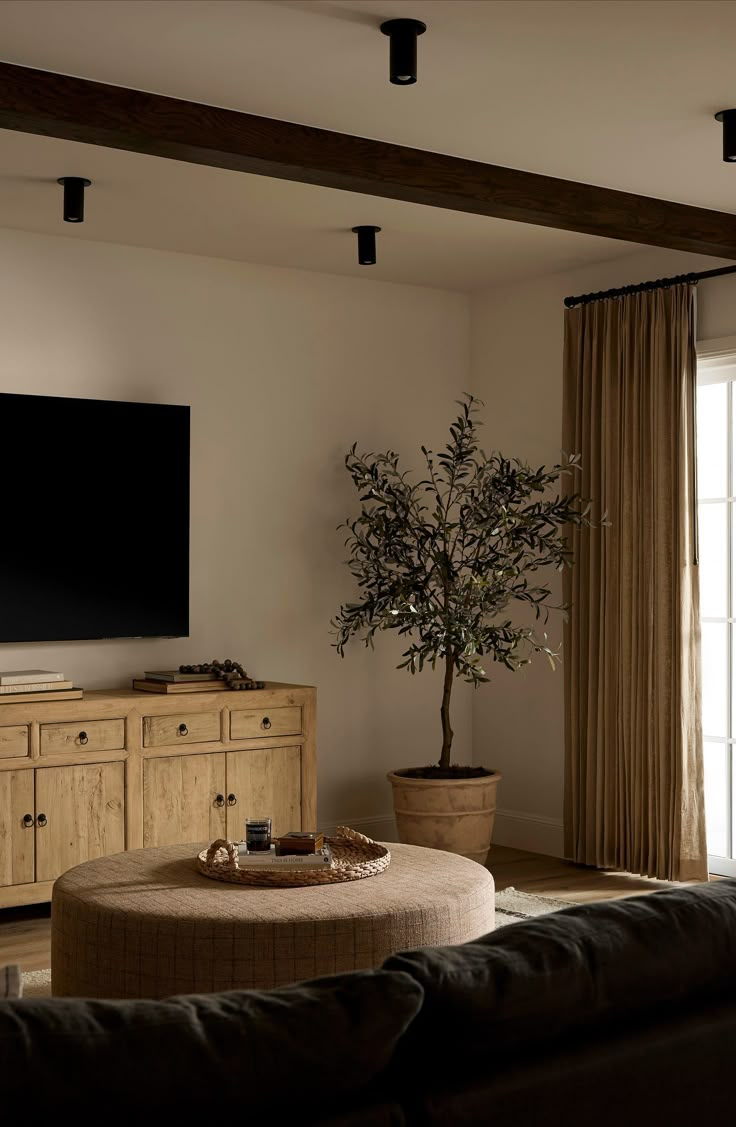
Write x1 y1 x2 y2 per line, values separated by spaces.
0 688 83 704
144 670 217 683
237 844 332 870
0 680 73 695
0 670 65 686
133 679 229 694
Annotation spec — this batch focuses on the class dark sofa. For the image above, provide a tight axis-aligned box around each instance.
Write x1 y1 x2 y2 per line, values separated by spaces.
2 879 735 1124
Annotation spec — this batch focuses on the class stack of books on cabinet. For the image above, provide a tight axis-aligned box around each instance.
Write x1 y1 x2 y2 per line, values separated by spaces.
133 668 264 694
132 670 229 694
0 670 82 703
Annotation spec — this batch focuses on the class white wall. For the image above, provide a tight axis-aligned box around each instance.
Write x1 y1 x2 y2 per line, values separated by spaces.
9 223 734 851
0 226 472 833
470 245 736 855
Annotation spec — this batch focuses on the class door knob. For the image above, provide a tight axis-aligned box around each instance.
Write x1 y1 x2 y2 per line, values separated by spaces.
214 794 225 808
37 813 48 828
227 793 237 806
23 814 34 828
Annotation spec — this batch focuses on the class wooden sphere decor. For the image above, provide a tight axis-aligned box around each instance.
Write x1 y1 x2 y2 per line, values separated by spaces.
179 659 265 691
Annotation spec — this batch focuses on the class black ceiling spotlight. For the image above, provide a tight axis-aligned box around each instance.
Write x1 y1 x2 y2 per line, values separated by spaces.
380 19 426 85
352 225 381 265
715 110 736 162
57 176 92 222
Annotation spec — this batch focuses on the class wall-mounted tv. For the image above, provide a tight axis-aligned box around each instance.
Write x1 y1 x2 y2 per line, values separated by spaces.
0 393 190 643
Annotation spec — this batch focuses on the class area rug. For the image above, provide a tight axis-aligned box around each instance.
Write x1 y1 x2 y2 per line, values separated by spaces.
19 889 570 998
494 886 574 927
21 969 51 997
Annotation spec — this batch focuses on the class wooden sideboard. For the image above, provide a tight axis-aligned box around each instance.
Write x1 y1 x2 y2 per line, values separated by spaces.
0 682 316 908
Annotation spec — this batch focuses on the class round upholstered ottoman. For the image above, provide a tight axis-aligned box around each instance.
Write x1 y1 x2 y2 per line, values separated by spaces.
51 841 494 998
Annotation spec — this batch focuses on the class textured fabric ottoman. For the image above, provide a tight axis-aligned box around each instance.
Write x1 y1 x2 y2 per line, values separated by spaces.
51 841 495 998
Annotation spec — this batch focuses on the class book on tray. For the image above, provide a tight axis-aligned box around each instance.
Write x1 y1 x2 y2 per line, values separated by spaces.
0 670 82 702
237 844 333 870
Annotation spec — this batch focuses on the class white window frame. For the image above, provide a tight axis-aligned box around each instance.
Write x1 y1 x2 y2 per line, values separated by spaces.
698 335 736 877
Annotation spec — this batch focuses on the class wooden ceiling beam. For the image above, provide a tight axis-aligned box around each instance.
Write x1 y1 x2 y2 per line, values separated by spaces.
0 60 734 259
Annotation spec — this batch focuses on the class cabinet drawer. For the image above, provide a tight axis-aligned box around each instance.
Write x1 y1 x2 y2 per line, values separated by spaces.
143 711 221 748
0 724 29 760
230 705 302 740
40 718 125 756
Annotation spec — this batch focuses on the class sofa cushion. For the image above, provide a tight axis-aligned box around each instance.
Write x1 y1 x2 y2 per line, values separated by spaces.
384 879 736 1063
0 968 423 1118
409 999 736 1127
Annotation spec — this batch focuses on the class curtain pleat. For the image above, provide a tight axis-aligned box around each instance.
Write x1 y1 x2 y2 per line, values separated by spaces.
562 285 707 882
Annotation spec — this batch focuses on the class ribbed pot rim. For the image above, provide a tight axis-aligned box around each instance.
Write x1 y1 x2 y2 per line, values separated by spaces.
387 768 501 787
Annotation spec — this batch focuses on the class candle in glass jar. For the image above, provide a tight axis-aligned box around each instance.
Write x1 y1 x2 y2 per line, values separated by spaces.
245 817 272 852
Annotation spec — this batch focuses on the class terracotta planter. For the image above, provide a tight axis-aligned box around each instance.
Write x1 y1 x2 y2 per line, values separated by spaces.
387 769 502 865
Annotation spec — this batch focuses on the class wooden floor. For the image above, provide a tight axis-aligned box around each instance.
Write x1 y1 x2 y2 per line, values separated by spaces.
487 843 707 901
0 844 711 973
0 901 52 973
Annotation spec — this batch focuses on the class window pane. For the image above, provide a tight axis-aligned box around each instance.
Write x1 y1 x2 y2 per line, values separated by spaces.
702 620 728 738
704 742 729 857
699 502 729 618
697 382 728 499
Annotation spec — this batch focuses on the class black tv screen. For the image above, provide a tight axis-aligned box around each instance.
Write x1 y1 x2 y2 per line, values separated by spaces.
0 393 190 642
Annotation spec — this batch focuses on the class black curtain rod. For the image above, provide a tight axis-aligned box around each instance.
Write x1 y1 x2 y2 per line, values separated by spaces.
564 263 736 309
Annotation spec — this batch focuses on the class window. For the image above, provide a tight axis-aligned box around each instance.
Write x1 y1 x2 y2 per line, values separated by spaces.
697 346 736 877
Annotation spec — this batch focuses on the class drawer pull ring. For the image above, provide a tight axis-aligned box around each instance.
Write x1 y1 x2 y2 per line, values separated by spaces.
227 793 237 806
178 723 189 736
23 814 34 828
261 717 271 730
37 813 47 828
215 794 225 808
78 730 89 745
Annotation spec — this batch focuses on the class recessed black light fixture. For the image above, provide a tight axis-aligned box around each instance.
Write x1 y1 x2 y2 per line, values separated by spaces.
57 176 92 222
715 110 736 162
352 225 381 266
380 18 426 85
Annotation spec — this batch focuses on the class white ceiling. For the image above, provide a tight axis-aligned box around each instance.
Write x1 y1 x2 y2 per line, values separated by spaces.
0 128 644 291
0 0 733 289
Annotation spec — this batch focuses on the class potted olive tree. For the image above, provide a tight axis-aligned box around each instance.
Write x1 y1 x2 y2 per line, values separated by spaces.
332 394 595 863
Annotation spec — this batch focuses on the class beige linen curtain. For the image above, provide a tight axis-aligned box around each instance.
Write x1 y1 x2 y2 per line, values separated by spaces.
562 284 707 882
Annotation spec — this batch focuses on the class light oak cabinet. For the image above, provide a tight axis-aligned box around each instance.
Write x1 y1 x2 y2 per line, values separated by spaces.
0 725 29 761
225 746 301 839
230 706 302 740
40 719 125 756
0 770 34 886
142 745 304 847
35 762 125 881
0 763 125 888
143 711 221 748
0 683 316 908
143 752 226 847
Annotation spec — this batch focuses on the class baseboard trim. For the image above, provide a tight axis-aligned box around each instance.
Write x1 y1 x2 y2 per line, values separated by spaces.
323 814 398 842
492 807 564 858
326 809 565 857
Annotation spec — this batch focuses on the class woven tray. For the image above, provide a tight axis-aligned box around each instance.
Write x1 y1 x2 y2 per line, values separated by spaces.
197 826 391 888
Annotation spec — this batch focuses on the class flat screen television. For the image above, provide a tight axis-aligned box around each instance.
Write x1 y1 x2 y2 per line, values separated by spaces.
0 393 190 642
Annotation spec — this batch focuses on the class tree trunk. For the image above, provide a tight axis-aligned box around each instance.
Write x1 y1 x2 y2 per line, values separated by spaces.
440 651 454 770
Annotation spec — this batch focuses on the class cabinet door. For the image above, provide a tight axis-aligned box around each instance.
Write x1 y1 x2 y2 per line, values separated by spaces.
0 770 35 886
35 763 125 882
226 746 302 840
143 753 226 847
